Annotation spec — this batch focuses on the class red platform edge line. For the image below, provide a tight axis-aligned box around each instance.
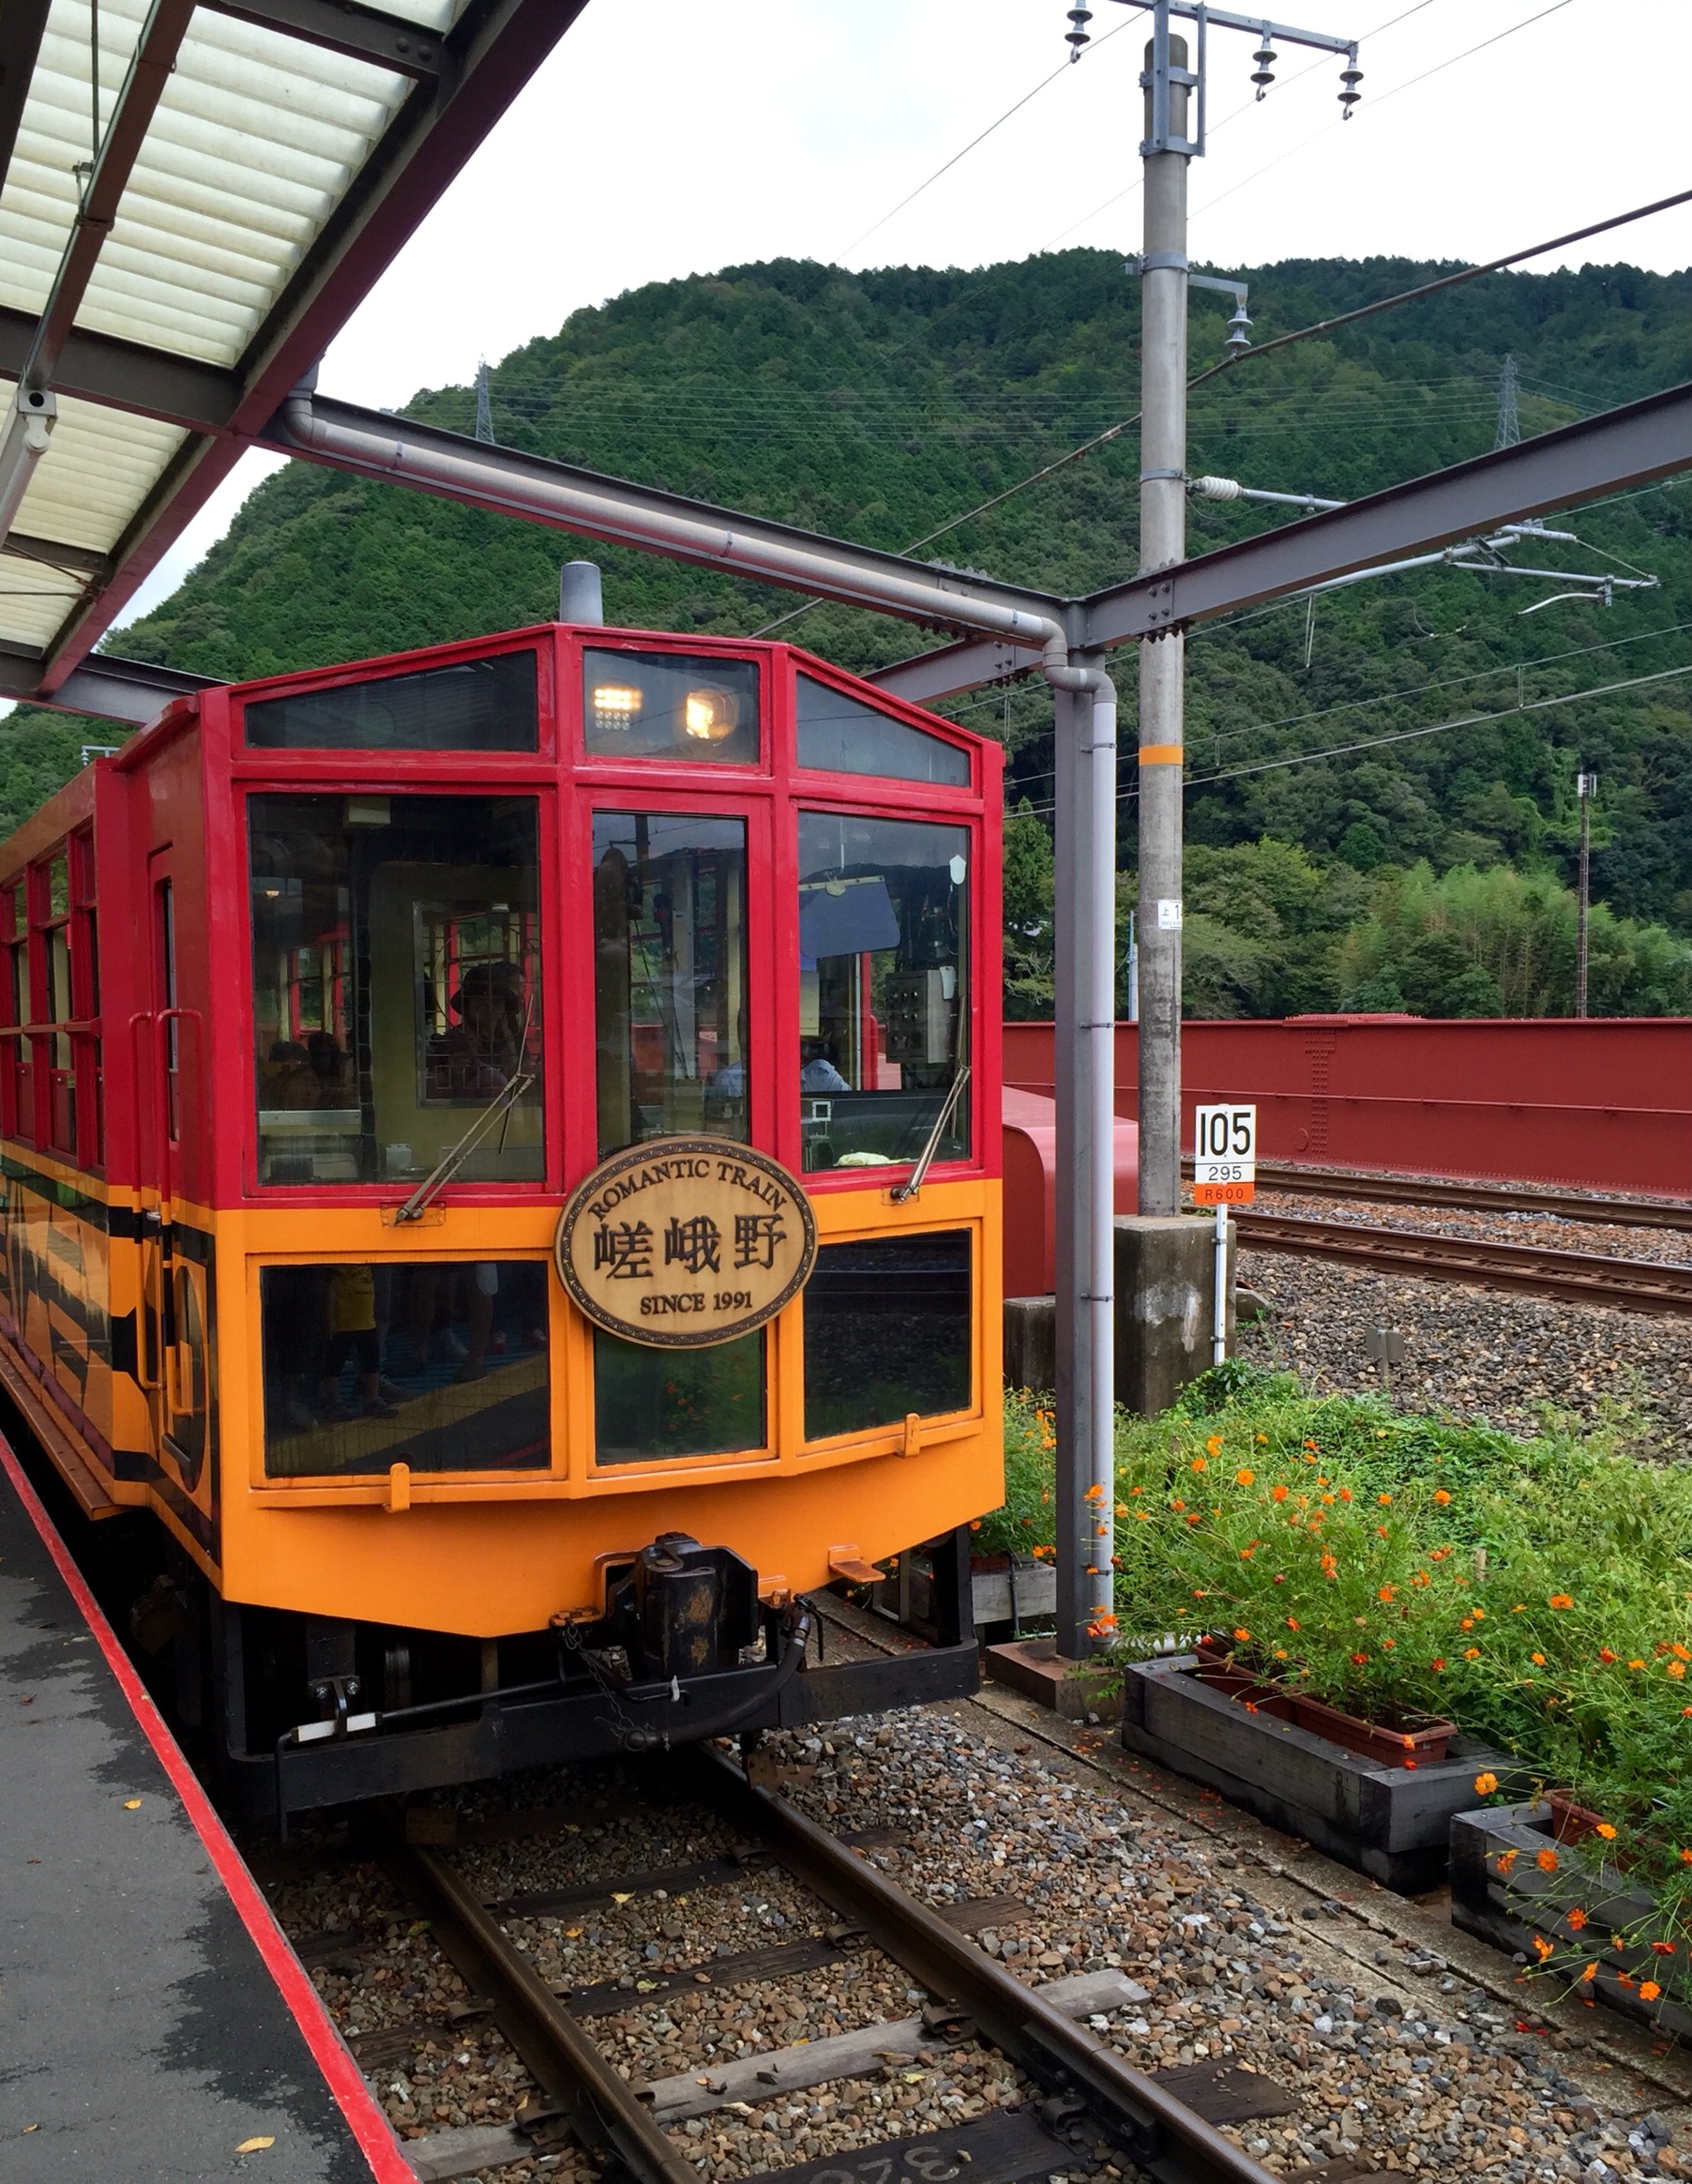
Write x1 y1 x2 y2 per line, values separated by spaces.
0 1433 415 2184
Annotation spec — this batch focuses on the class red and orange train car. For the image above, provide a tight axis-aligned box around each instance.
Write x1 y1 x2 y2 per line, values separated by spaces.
0 613 1004 1819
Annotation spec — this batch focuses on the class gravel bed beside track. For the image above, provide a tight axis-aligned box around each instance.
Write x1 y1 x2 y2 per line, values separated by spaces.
1236 1249 1692 1443
261 1688 1692 2182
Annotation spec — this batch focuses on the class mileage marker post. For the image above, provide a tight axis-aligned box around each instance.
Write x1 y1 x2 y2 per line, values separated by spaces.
1192 1104 1256 1367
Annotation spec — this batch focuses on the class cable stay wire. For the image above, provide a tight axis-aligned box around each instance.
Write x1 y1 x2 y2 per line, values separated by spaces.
838 14 1135 263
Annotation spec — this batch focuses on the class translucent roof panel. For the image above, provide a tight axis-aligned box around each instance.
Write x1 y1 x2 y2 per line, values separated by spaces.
0 0 574 683
10 395 188 555
0 547 87 650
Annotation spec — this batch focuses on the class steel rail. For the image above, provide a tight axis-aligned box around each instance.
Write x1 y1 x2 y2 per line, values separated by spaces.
387 1839 701 2184
1225 1162 1692 1234
687 1743 1280 2184
1232 1209 1692 1316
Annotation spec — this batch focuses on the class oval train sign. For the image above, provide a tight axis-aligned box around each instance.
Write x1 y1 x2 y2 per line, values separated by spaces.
554 1137 818 1349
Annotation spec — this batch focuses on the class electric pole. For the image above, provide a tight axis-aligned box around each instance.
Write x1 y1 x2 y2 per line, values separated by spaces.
475 357 494 444
1120 2 1363 1215
1134 12 1190 1216
1576 768 1596 1016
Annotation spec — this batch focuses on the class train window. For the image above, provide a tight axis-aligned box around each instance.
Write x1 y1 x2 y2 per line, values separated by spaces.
3 879 29 1141
243 649 537 751
592 811 748 1155
582 649 760 766
260 1260 551 1476
794 812 970 1173
249 794 544 1186
802 1229 972 1440
795 675 970 786
592 1327 765 1464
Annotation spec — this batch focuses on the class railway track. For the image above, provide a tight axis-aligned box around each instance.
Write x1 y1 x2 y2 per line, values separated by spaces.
338 1736 1411 2184
1232 1208 1692 1317
1216 1162 1692 1233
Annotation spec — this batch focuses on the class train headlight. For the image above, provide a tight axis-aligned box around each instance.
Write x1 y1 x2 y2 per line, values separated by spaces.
591 684 642 733
682 687 738 742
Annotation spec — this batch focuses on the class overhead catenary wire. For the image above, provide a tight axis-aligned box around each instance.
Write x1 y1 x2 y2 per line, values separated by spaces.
1186 0 1580 229
838 14 1134 261
1042 0 1440 250
985 615 1692 790
751 187 1692 645
1011 662 1692 816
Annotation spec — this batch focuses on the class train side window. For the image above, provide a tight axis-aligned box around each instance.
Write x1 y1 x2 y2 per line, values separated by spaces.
243 650 538 752
3 879 30 1142
794 812 970 1173
582 649 760 766
795 675 971 785
260 1259 550 1476
249 794 544 1187
592 811 749 1155
71 834 101 1166
802 1229 972 1441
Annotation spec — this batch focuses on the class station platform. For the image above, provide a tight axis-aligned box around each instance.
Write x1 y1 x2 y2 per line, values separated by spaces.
0 1438 412 2183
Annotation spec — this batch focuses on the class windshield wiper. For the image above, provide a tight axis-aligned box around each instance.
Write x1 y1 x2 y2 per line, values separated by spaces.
393 1069 536 1223
890 1063 970 1205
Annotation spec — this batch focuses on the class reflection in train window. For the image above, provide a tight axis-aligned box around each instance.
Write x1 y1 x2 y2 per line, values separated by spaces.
261 1260 550 1476
593 1327 765 1464
249 794 542 1186
582 648 760 766
795 675 971 785
795 811 969 1174
592 811 748 1155
243 649 538 751
803 1230 971 1440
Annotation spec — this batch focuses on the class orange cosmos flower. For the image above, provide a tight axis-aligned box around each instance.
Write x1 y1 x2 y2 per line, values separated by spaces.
1474 1772 1499 1795
1206 1434 1223 1457
1533 1653 1548 1667
1536 1848 1559 1873
1235 1467 1255 1486
1351 1651 1367 1665
1232 1628 1250 1643
1580 1962 1599 1983
1338 1487 1352 1502
1495 1849 1517 1875
1548 1594 1574 1610
1378 1493 1393 1506
1433 1488 1452 1505
1191 1457 1208 1473
1640 1980 1663 2003
1595 1823 1618 1841
1379 1585 1397 1602
1431 1658 1446 1672
1464 1646 1481 1660
1567 1908 1587 1931
1272 1484 1289 1502
1533 1935 1553 1962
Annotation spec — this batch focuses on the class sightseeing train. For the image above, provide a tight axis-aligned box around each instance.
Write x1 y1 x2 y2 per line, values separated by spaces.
0 613 1004 1819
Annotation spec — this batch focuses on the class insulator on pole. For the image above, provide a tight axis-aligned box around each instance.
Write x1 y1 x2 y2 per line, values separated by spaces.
1065 7 1093 59
1250 40 1276 96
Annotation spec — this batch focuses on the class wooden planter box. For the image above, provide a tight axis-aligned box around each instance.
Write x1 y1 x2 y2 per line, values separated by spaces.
1451 1800 1692 2040
1121 1653 1527 1893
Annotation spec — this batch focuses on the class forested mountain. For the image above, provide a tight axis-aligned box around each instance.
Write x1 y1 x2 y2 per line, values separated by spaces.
8 249 1689 1015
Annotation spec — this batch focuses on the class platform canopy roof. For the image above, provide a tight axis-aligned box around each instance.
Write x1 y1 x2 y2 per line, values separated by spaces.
0 0 584 705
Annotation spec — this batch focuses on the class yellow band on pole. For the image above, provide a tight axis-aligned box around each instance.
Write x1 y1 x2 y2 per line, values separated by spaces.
1138 743 1185 765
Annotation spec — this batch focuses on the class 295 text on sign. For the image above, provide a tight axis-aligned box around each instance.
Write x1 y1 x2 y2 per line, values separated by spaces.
1193 1102 1257 1207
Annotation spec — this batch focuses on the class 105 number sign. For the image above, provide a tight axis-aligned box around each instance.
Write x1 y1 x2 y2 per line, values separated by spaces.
1192 1102 1257 1206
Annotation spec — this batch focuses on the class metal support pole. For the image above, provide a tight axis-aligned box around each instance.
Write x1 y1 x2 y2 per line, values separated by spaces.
1212 1202 1228 1367
1053 669 1118 1658
1575 769 1595 1017
1136 13 1190 1218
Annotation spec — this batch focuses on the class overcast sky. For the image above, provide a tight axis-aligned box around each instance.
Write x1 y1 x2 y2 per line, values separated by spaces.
113 0 1692 631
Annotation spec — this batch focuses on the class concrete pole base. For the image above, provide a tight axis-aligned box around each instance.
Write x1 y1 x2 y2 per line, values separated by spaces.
1113 1214 1234 1417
